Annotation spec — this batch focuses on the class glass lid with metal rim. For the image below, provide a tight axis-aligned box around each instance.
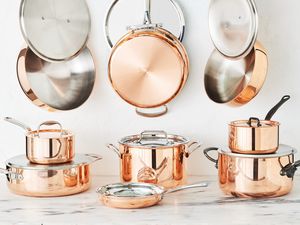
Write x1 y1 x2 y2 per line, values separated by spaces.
119 131 189 148
97 183 164 197
219 145 296 158
6 154 101 170
19 0 91 62
208 0 258 59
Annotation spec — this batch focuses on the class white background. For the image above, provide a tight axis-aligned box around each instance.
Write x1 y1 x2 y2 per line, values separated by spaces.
0 0 299 176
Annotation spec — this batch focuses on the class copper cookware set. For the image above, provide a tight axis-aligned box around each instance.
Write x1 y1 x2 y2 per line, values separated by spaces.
1 0 297 210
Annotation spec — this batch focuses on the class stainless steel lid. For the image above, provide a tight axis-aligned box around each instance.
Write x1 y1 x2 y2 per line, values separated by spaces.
208 0 258 58
6 154 102 170
119 131 189 148
97 182 164 197
20 0 91 61
219 145 296 158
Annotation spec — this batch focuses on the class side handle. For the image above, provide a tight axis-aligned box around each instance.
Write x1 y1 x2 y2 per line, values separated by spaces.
106 144 121 158
280 160 300 178
203 147 219 169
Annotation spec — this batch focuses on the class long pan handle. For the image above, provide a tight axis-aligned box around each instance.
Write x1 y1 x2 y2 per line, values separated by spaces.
265 95 290 120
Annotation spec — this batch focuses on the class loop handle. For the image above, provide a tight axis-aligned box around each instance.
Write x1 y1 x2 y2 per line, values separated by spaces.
185 141 202 157
203 147 219 169
280 160 300 178
36 121 64 137
247 117 262 127
107 144 121 158
136 105 168 118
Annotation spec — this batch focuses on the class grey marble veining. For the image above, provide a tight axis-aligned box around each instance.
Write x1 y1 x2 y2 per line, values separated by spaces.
0 176 299 225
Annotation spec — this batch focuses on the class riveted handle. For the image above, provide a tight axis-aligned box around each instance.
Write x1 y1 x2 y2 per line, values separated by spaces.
0 168 23 181
203 147 219 169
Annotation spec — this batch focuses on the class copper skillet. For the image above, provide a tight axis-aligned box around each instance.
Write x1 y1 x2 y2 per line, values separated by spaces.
97 182 208 209
105 0 189 117
16 47 95 111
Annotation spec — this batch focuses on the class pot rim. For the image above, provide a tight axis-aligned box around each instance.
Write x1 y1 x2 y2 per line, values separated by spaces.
218 144 296 158
229 119 280 128
5 154 101 170
26 129 74 139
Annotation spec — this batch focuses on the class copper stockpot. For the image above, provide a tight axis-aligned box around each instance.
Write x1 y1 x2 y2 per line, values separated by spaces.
0 154 102 197
5 117 74 164
229 95 290 154
107 131 202 188
204 145 300 198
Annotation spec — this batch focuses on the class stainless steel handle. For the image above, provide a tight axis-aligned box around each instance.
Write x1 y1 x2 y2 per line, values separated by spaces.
104 0 186 48
84 153 103 163
203 147 219 169
37 121 64 137
107 144 121 158
185 141 202 157
0 168 23 180
135 105 168 118
165 182 208 195
4 117 31 131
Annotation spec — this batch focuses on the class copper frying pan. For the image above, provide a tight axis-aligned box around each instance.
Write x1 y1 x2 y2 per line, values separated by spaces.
105 0 189 117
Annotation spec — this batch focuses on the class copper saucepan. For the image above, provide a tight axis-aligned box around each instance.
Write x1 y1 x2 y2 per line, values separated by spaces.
97 182 208 209
229 95 290 154
105 0 189 117
0 154 102 197
107 130 202 188
4 117 74 164
204 145 300 198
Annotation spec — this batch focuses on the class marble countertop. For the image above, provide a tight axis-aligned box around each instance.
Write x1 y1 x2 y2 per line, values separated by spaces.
0 175 299 225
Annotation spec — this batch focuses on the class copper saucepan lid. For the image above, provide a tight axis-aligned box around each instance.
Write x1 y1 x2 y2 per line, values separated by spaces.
19 0 91 62
97 182 208 209
209 0 258 59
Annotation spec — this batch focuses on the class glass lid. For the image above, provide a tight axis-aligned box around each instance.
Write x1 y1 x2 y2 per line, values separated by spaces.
20 0 91 61
219 145 296 158
97 183 164 197
119 131 189 148
6 154 101 170
209 0 258 58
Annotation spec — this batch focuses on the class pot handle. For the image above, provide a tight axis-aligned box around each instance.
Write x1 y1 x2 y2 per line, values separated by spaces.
203 147 219 169
36 121 65 137
84 153 103 163
135 105 168 118
280 160 300 178
247 117 262 127
106 144 121 158
0 168 23 180
265 95 290 120
185 141 202 157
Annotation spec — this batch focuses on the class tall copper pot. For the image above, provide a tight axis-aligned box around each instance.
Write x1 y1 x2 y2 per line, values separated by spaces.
107 131 202 188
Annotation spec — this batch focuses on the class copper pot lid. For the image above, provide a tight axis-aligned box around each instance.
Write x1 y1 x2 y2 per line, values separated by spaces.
219 145 296 158
209 0 258 58
17 47 96 111
229 118 280 128
109 28 187 108
119 130 189 148
6 154 102 170
20 0 91 61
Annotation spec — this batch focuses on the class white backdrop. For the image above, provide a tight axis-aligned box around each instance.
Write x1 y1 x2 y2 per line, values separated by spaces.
0 0 299 176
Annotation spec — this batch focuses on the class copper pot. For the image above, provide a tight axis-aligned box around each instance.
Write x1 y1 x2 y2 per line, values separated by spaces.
5 117 74 164
204 145 300 198
107 131 202 188
105 1 188 117
0 154 102 197
229 95 290 154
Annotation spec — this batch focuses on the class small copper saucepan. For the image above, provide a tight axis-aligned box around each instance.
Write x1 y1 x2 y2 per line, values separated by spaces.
107 130 202 188
97 182 208 209
229 95 290 154
204 145 300 198
4 117 74 164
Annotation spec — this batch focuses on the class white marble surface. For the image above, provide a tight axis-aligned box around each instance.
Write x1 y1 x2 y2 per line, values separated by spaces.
0 175 299 225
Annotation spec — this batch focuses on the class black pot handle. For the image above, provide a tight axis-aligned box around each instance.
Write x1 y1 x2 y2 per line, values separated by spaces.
203 147 219 169
247 117 261 127
280 160 300 178
265 95 290 120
